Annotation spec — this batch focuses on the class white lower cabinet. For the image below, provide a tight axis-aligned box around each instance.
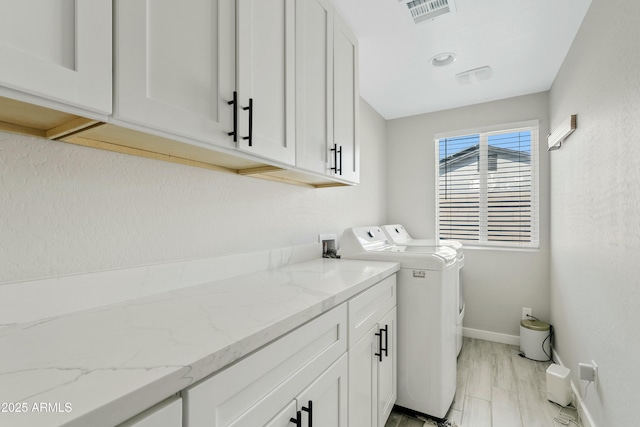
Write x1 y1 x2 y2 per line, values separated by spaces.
264 401 298 427
376 307 397 426
348 324 377 426
227 354 347 427
294 354 348 426
118 397 182 427
181 274 397 427
183 304 347 427
348 276 397 427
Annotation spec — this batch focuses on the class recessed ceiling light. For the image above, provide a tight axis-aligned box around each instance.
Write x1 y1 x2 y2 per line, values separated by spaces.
430 52 457 67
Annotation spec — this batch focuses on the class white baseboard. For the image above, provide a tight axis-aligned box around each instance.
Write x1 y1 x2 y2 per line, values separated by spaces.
463 327 520 346
553 351 597 427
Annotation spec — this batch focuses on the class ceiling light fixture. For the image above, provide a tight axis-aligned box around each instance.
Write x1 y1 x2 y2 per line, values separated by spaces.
430 52 457 67
455 66 493 85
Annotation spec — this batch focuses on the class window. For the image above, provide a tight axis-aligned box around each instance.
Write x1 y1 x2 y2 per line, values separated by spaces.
436 121 539 248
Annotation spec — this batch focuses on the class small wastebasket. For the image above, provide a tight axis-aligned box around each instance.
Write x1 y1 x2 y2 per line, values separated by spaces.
519 319 551 361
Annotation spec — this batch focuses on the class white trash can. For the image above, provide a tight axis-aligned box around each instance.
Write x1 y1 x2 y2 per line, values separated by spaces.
519 319 551 361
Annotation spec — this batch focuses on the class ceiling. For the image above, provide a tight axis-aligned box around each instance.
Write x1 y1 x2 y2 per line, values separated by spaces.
333 0 592 120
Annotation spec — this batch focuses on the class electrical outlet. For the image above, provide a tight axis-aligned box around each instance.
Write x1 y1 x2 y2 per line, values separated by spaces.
522 307 532 320
579 360 598 386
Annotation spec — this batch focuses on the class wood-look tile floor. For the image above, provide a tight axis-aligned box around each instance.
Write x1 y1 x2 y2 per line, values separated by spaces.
385 337 580 427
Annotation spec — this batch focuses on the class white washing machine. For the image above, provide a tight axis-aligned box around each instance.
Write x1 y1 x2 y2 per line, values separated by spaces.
340 226 458 419
381 224 465 357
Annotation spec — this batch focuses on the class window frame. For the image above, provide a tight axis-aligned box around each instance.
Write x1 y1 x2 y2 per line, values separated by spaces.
434 120 540 249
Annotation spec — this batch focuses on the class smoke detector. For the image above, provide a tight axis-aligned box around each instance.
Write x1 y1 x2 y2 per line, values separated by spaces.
400 0 457 24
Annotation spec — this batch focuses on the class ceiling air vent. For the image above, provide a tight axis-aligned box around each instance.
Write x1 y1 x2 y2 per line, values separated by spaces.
400 0 457 24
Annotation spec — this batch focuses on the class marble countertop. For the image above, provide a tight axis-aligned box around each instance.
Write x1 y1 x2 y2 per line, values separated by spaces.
0 258 399 427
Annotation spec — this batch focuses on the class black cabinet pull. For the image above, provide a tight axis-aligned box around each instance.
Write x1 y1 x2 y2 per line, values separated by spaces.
290 410 302 427
374 329 383 362
330 144 342 175
381 325 389 358
242 98 253 147
227 91 238 142
301 400 313 427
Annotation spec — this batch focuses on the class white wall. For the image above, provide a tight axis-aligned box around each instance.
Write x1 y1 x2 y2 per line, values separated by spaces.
549 0 640 425
0 99 387 285
386 93 550 337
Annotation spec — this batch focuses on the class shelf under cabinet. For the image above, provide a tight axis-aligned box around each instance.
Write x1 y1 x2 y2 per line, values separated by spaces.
1 95 352 188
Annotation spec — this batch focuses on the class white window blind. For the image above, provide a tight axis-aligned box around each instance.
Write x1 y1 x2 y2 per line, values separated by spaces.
436 123 539 248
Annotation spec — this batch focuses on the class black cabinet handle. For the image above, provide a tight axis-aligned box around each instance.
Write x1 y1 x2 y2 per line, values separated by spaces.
301 400 313 427
381 325 389 358
242 98 253 147
290 410 302 427
227 91 238 142
374 329 383 362
331 144 342 175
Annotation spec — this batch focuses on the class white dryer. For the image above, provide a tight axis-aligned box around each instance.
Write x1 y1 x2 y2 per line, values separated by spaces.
340 226 458 419
381 224 465 357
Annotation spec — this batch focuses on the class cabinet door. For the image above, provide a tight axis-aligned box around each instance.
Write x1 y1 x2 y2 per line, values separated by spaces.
183 305 347 427
0 0 111 114
377 308 397 427
264 401 298 427
114 0 235 148
237 0 295 165
332 12 360 183
295 0 333 175
118 397 182 427
348 327 377 427
296 354 348 427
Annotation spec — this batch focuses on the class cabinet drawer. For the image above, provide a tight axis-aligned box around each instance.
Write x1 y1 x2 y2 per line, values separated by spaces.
348 275 396 347
183 304 347 427
118 396 182 427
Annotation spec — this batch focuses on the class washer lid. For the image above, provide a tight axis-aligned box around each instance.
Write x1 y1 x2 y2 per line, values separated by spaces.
381 224 412 244
380 224 463 256
341 250 451 270
382 245 457 263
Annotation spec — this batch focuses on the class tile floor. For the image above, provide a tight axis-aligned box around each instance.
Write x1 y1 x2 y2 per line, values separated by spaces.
385 337 580 427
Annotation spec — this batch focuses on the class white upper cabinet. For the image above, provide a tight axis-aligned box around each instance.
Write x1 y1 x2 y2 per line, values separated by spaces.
333 12 360 183
236 0 296 165
0 0 111 114
295 0 333 175
113 0 236 149
295 1 359 183
0 0 359 187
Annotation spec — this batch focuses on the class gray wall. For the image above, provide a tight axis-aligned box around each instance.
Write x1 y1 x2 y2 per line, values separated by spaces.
549 0 640 425
0 99 387 284
386 92 551 337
